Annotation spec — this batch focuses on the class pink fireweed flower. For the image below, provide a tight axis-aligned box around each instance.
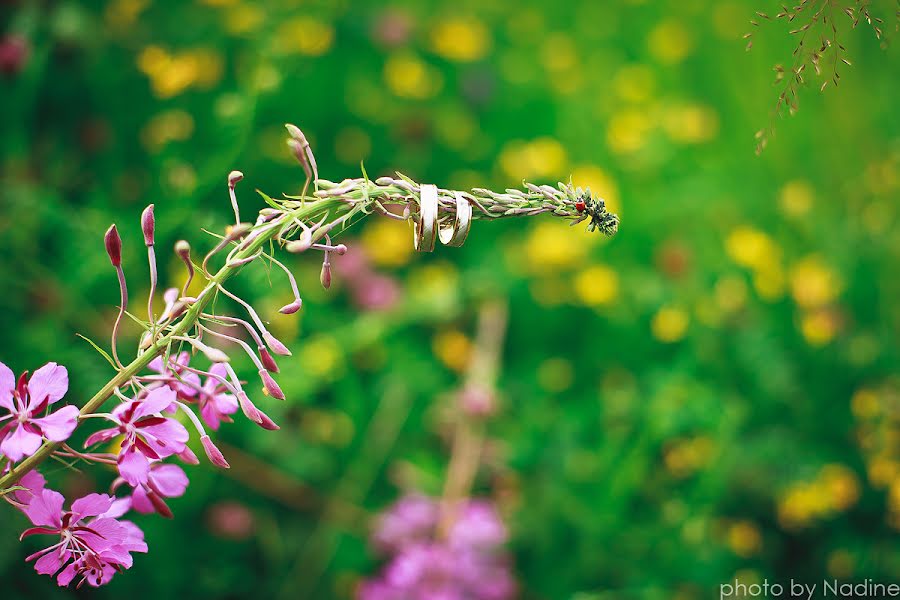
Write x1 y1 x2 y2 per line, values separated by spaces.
84 387 189 486
0 362 79 462
148 351 200 401
115 462 189 518
197 364 238 431
20 489 147 588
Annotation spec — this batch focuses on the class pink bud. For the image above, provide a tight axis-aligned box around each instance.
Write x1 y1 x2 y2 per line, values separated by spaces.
258 346 280 373
228 170 244 187
104 224 122 267
237 392 263 424
177 446 200 465
256 410 280 431
262 331 292 356
141 204 155 246
320 262 332 289
458 384 497 418
201 435 230 469
259 370 285 400
147 491 174 519
279 300 302 315
334 244 347 255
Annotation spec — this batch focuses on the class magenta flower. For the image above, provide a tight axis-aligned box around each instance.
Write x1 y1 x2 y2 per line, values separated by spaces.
84 386 189 486
362 494 516 600
148 351 199 400
20 489 147 588
117 462 189 517
373 494 439 552
197 363 238 431
0 362 79 462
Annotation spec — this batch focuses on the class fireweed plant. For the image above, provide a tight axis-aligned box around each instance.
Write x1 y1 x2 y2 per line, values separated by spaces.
0 124 618 588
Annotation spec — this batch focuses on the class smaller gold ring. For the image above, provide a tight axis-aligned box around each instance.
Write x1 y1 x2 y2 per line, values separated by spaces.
438 192 472 247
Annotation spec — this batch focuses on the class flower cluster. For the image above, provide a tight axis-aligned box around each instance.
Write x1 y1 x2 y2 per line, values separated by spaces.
0 123 614 588
359 495 516 600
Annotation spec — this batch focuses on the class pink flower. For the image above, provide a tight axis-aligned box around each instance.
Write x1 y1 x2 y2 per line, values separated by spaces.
0 362 79 462
20 489 147 588
118 462 189 517
84 387 189 486
197 364 238 431
148 351 200 400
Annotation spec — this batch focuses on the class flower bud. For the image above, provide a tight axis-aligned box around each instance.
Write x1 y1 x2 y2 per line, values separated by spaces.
262 331 291 356
279 300 303 315
285 123 306 142
287 138 309 168
259 370 285 400
141 204 155 246
177 446 200 465
237 392 263 424
147 490 174 519
201 435 230 469
320 261 332 290
174 240 190 259
256 410 280 431
104 224 122 267
258 346 280 373
286 230 313 253
228 170 244 187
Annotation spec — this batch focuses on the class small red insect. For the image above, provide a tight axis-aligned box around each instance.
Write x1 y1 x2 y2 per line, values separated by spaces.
575 200 586 212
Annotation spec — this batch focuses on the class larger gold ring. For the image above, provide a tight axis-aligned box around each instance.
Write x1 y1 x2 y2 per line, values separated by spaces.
414 184 438 252
438 192 472 247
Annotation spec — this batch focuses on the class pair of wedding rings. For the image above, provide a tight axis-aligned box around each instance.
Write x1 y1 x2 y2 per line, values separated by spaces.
414 184 472 252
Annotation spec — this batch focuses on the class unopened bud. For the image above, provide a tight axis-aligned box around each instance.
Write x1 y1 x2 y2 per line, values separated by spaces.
259 370 285 400
174 240 190 259
258 346 280 373
262 331 291 356
279 300 302 315
201 435 230 469
285 123 306 142
287 138 309 168
286 229 313 253
141 204 155 246
104 224 122 267
256 410 280 431
228 170 244 187
177 446 200 465
224 223 252 241
147 490 174 519
320 261 332 289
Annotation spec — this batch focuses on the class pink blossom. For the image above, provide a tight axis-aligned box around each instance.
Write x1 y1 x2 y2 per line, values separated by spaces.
84 387 189 486
197 363 238 431
148 351 200 400
20 489 147 588
119 462 189 517
0 362 79 462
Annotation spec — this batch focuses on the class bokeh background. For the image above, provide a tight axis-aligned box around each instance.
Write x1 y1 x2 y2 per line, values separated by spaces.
2 0 899 598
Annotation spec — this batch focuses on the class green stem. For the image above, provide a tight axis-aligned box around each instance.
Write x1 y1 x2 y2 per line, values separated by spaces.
0 199 343 491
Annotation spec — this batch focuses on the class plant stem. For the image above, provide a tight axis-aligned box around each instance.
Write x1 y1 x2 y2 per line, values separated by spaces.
0 199 342 491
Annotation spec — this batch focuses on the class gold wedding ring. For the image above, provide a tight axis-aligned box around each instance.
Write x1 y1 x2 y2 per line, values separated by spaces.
438 192 472 247
414 184 438 252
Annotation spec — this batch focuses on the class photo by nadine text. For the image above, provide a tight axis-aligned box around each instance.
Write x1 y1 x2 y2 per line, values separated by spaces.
720 579 900 599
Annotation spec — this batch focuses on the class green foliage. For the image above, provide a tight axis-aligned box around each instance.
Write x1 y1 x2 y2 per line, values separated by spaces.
1 0 899 598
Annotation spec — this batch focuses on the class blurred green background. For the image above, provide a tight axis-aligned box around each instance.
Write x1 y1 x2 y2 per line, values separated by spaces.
1 0 899 598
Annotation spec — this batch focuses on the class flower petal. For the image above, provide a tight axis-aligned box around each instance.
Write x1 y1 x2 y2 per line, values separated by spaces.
1 423 43 462
84 427 120 449
71 493 114 520
26 363 68 410
32 405 79 443
118 447 150 486
133 387 176 420
23 489 64 528
148 464 189 498
0 361 15 412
